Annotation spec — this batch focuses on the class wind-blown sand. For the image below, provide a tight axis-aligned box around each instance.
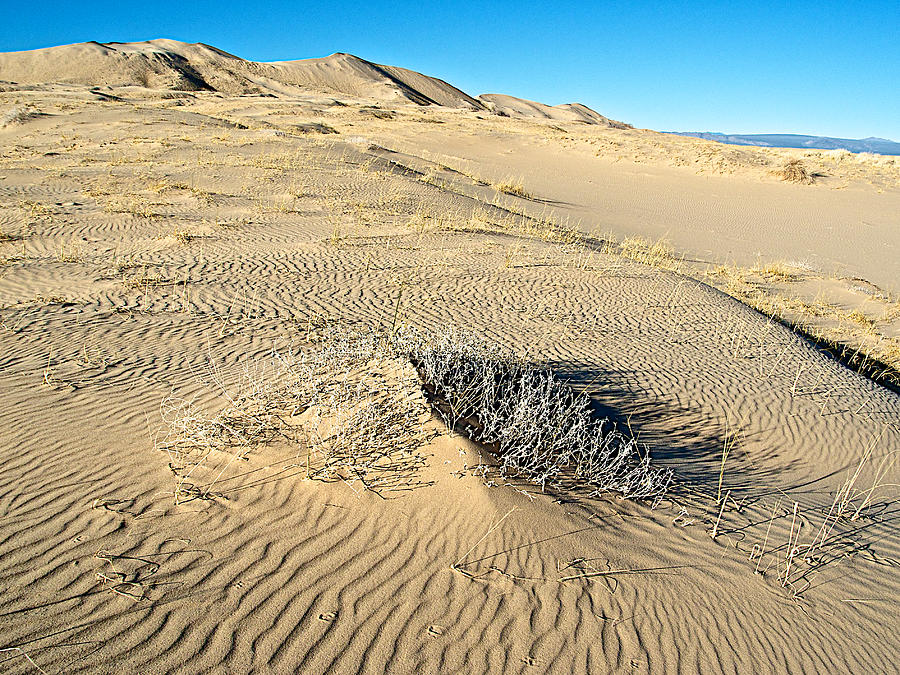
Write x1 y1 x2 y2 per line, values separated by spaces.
0 41 898 674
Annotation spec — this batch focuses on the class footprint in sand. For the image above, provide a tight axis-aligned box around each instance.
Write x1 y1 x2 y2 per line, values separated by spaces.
318 611 338 622
427 625 445 637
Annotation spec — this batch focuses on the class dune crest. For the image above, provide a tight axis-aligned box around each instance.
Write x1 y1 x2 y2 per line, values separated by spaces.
0 39 483 106
479 93 630 127
0 39 632 125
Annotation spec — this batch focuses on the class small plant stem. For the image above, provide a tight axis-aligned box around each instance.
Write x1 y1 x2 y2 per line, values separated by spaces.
783 502 799 587
755 499 779 575
711 491 730 538
452 507 516 571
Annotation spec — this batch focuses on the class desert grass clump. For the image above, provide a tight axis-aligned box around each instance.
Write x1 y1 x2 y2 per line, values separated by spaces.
20 199 52 225
157 325 672 503
391 327 673 499
119 268 170 290
473 208 583 246
55 242 82 263
847 309 876 329
104 195 160 219
1 105 45 127
167 228 197 245
773 158 814 184
156 327 432 502
749 260 802 282
495 178 533 199
517 213 583 245
620 236 678 270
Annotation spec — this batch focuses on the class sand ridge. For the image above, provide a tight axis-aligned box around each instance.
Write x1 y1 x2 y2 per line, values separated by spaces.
0 39 638 128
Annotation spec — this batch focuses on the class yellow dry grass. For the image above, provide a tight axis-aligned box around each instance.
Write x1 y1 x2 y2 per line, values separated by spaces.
772 158 814 184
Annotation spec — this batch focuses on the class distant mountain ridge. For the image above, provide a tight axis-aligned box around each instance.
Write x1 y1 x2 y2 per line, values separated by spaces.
670 132 900 156
0 39 627 127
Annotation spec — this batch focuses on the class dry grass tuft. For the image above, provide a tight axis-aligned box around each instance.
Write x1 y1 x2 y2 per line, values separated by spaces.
847 309 876 329
104 195 161 219
392 327 673 499
1 105 46 127
495 178 533 199
168 228 198 245
156 326 432 502
619 236 679 270
773 159 814 184
55 242 82 263
752 261 802 282
470 208 583 245
157 325 672 503
119 269 172 290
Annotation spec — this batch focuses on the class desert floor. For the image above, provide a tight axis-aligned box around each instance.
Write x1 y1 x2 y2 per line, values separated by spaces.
1 87 899 673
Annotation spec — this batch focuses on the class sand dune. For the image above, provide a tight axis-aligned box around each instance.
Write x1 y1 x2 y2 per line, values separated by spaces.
265 52 484 108
0 43 899 674
0 39 481 109
479 93 629 127
0 40 630 122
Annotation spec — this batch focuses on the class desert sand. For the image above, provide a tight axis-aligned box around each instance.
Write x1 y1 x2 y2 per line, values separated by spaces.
1 40 899 674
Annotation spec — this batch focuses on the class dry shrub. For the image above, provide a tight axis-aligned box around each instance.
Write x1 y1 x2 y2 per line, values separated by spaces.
291 122 339 135
392 327 673 499
1 105 46 127
495 177 532 198
157 325 672 503
169 228 197 245
620 236 677 270
156 327 432 502
773 159 814 184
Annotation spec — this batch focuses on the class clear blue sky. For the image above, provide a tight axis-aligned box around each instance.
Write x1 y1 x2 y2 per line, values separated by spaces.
3 1 898 140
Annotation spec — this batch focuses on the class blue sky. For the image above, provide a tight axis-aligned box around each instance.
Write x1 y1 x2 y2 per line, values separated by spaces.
3 1 898 139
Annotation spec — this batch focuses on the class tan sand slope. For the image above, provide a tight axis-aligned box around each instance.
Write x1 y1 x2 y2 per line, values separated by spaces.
479 93 630 127
0 39 482 108
0 39 629 124
0 40 233 92
265 52 484 108
0 64 898 673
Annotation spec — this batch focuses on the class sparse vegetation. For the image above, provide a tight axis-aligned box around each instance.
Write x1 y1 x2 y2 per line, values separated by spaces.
55 242 82 263
168 227 198 245
392 326 673 499
773 158 814 184
495 178 532 198
702 262 900 386
0 44 898 675
157 325 672 503
1 105 45 127
104 195 161 219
